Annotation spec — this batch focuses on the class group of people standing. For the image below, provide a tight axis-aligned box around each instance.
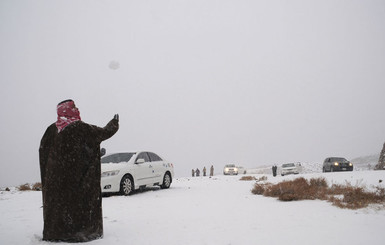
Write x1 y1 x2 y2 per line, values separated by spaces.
192 165 214 177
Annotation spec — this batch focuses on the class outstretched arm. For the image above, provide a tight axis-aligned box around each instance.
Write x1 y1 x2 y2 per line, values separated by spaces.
91 115 119 143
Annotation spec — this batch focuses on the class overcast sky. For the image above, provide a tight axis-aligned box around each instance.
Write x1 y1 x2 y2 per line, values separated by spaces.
1 0 384 187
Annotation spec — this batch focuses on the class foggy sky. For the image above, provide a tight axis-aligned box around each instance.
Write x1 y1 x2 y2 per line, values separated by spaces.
1 0 384 187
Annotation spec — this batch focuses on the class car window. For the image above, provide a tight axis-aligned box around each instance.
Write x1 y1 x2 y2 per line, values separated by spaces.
282 163 295 168
136 152 150 162
148 152 163 162
331 158 348 163
101 153 134 164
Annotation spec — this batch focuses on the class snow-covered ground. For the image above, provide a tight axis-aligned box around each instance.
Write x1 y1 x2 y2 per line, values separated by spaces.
1 171 385 245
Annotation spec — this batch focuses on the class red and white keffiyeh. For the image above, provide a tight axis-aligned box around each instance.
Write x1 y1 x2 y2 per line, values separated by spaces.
55 100 81 132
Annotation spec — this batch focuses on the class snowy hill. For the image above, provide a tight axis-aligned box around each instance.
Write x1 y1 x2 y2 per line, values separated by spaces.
350 154 380 170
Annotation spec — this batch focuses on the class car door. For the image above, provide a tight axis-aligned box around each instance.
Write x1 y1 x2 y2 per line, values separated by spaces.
323 158 329 171
326 158 334 171
148 152 164 183
134 152 154 186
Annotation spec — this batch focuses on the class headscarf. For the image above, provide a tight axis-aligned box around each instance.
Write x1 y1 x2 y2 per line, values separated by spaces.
55 100 81 132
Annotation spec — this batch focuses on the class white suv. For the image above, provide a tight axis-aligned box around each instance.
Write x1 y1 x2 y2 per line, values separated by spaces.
223 164 238 175
281 163 299 176
101 151 174 195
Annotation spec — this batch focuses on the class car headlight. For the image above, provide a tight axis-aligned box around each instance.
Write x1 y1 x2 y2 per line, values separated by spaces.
349 163 353 166
334 162 339 166
101 170 120 177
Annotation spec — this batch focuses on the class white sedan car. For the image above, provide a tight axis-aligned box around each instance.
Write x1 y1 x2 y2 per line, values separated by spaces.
101 151 174 195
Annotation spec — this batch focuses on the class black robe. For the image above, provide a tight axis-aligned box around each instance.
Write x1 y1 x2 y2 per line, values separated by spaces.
39 119 119 242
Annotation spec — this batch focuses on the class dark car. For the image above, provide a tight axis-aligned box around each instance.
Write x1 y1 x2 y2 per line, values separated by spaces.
322 157 353 172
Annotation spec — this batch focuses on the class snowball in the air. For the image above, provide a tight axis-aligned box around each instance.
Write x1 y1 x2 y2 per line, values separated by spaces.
109 61 120 70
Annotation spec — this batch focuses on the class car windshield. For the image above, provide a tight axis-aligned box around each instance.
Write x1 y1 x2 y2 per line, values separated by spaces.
226 164 235 167
332 158 348 163
282 163 295 168
101 153 135 164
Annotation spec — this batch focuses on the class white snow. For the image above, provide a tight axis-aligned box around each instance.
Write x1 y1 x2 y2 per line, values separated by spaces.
1 171 385 245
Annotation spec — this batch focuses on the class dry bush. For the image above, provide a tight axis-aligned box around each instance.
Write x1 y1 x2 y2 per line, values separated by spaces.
240 176 256 181
329 186 385 209
268 177 315 201
309 177 328 188
263 182 283 198
251 183 271 195
257 176 268 182
251 176 385 210
375 186 385 197
18 183 31 191
329 183 348 195
309 177 329 200
261 178 313 201
32 182 42 191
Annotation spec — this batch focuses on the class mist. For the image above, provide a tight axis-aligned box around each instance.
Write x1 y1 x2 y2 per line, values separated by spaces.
1 0 384 187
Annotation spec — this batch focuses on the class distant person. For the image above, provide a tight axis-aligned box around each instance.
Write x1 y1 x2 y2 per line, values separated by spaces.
39 99 119 242
210 165 214 177
192 169 195 177
203 167 207 176
272 165 277 177
196 168 200 177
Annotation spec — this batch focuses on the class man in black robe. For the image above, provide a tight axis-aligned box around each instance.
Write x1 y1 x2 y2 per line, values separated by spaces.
39 99 119 242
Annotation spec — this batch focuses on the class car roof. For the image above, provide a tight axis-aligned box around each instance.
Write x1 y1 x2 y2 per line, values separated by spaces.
326 157 347 160
103 151 137 157
103 151 154 156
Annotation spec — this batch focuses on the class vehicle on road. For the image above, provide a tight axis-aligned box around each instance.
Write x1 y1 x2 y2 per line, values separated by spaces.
281 163 299 176
223 164 238 175
101 151 174 195
322 157 353 172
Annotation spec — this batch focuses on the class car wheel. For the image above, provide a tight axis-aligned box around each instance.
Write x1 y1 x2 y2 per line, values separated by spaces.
120 175 133 196
161 173 171 189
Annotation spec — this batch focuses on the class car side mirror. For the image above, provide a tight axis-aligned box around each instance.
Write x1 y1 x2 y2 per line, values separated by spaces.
136 158 145 164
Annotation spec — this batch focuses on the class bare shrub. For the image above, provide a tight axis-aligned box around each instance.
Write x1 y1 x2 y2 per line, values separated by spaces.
310 177 328 188
251 176 385 209
329 186 385 209
262 177 316 201
18 183 31 191
257 176 268 182
32 182 42 191
251 183 270 195
240 176 256 181
277 178 315 201
329 183 347 195
309 177 329 200
375 186 385 197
